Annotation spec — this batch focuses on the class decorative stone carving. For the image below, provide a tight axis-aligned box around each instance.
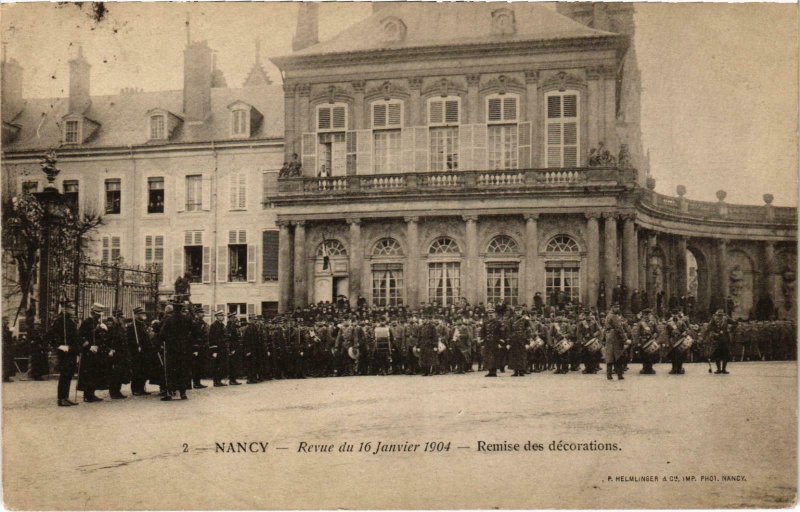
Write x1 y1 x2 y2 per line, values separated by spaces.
347 218 362 226
716 190 727 202
365 80 408 101
588 142 616 167
542 70 585 92
676 184 687 197
646 176 656 190
421 77 465 98
297 83 312 98
763 193 774 205
351 80 366 94
466 74 481 87
491 8 516 36
409 77 423 91
618 144 632 169
480 74 523 95
404 216 419 223
524 70 539 84
524 212 540 221
380 16 407 43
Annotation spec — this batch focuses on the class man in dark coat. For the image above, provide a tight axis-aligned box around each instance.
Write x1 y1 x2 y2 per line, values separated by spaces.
47 301 80 406
128 306 154 395
77 303 107 402
107 309 131 399
29 319 50 381
2 316 17 383
226 313 242 385
603 304 628 381
480 306 504 377
419 316 438 376
634 309 658 375
160 303 192 400
705 309 733 374
190 306 208 389
209 310 228 386
508 308 530 377
533 292 544 314
666 310 690 375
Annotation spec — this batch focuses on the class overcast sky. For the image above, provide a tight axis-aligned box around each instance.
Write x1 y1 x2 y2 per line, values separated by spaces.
1 2 796 206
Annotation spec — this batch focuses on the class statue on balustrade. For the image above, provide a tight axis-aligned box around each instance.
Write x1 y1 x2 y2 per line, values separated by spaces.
618 144 632 169
280 153 303 178
588 142 617 167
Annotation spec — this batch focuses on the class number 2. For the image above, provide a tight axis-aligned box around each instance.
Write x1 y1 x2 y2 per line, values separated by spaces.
182 443 189 453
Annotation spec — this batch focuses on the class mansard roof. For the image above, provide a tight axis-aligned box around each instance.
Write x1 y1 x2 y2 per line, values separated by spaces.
4 85 284 151
284 3 618 60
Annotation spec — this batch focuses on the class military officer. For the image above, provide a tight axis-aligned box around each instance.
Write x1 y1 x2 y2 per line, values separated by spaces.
705 309 733 374
47 301 80 406
128 306 154 395
480 306 504 377
603 304 628 381
634 309 658 375
209 310 228 386
107 309 131 399
77 303 107 402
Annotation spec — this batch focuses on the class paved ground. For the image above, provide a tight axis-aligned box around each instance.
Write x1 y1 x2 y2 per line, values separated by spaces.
2 362 797 510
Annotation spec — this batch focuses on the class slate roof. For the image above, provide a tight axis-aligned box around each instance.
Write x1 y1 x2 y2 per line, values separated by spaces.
4 84 284 151
288 3 617 58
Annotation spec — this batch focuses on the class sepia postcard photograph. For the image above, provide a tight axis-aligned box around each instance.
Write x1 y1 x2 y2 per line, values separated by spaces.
0 1 797 509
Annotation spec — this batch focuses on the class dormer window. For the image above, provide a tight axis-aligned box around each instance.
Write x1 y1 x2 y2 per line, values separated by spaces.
317 103 347 132
149 115 166 140
65 120 80 144
232 109 249 137
227 101 262 139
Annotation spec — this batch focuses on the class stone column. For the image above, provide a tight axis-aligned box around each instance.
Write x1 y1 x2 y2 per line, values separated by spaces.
466 74 481 125
676 235 688 297
352 80 366 130
622 214 639 295
409 77 423 127
524 70 540 166
585 212 600 307
524 213 540 305
638 231 648 297
283 82 297 162
277 221 293 313
718 238 729 303
293 221 307 308
464 215 479 304
405 217 420 309
348 218 362 306
763 240 776 300
603 212 619 288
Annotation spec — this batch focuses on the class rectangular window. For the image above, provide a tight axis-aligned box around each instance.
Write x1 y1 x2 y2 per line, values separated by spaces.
63 180 79 211
262 171 278 209
230 172 247 210
228 303 248 321
486 263 519 306
65 120 79 143
232 110 248 136
184 246 203 283
430 127 459 171
150 115 165 140
147 177 165 214
144 235 165 283
373 130 402 173
228 230 248 282
545 266 581 304
546 92 579 168
372 263 404 307
428 262 461 306
21 181 39 196
185 175 202 212
262 230 279 281
101 235 122 264
317 132 346 176
105 179 121 214
488 125 518 170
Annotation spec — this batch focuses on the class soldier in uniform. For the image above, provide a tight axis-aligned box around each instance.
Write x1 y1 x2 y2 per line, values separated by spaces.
508 307 530 377
209 310 228 386
128 306 154 395
159 302 192 400
666 309 689 375
107 309 131 399
243 315 262 383
190 306 209 389
419 315 439 376
373 319 392 376
634 309 658 375
705 309 733 374
603 304 628 381
47 301 80 406
77 303 107 402
480 306 504 377
226 313 242 385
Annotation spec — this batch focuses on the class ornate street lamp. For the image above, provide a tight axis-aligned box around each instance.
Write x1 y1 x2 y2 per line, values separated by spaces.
33 151 67 328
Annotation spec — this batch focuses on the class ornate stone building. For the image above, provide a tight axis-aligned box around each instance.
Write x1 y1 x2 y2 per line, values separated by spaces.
269 2 797 320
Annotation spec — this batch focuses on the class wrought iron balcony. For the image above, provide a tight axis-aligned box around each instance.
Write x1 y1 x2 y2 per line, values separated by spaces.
270 167 635 201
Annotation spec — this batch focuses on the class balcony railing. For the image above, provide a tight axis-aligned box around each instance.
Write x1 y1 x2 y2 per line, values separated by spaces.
276 167 630 198
640 189 796 225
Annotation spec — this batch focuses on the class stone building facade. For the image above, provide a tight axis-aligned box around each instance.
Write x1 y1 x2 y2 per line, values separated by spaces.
269 2 797 320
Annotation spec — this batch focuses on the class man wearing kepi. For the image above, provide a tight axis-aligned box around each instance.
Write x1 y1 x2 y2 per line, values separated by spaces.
160 301 192 400
634 308 658 375
705 309 733 374
603 303 628 381
481 305 504 377
128 306 153 395
77 303 107 402
47 301 80 407
209 310 228 386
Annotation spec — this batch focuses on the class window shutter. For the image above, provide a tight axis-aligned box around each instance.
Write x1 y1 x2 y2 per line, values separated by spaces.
388 103 402 127
262 171 278 207
473 124 487 170
102 236 110 263
247 245 257 283
459 125 473 171
176 175 186 212
202 246 211 283
216 246 227 283
488 98 502 122
563 95 577 118
414 126 428 172
563 122 578 167
202 174 212 210
247 303 256 317
445 100 459 124
503 97 517 121
428 100 443 125
238 230 247 244
262 231 279 281
238 174 247 209
547 95 561 119
155 236 165 284
145 236 153 264
401 128 415 172
518 122 532 169
318 107 331 131
228 230 237 244
332 106 346 130
112 237 121 261
373 103 387 128
547 124 562 168
356 129 372 175
229 172 238 209
346 131 357 175
173 247 183 283
301 133 316 176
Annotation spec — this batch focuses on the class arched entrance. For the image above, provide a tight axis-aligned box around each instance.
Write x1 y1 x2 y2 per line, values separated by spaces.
313 239 348 304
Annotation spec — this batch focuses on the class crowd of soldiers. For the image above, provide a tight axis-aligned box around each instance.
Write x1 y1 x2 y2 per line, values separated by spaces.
37 294 797 407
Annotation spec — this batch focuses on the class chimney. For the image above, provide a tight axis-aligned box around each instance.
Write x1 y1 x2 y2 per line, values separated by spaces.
1 45 24 121
183 40 213 122
292 3 319 52
68 45 91 114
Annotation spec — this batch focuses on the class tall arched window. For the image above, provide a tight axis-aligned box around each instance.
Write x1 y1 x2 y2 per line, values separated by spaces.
428 236 461 305
544 234 581 304
486 235 520 306
372 238 404 306
316 239 347 257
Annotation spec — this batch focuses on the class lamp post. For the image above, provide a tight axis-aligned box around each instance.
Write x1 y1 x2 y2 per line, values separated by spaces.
33 151 66 329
